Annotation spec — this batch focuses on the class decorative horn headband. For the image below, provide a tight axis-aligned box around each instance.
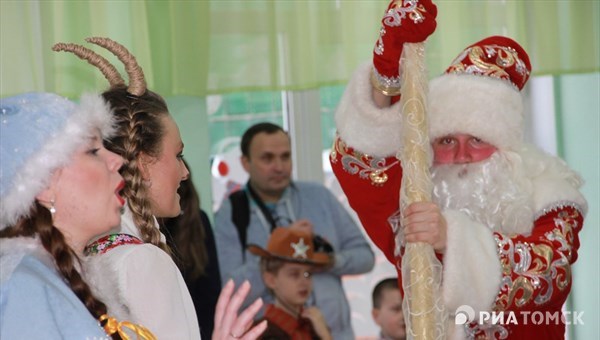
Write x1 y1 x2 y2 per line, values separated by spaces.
52 37 147 97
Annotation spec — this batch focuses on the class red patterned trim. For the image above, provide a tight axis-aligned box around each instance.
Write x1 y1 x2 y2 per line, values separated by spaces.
85 233 143 256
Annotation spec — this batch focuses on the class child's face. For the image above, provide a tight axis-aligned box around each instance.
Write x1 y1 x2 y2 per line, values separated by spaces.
372 288 406 340
264 262 314 308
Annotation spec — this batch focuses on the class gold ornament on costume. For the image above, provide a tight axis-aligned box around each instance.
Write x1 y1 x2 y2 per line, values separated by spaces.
446 44 530 90
331 136 398 186
100 314 157 340
370 68 403 97
493 206 580 311
372 1 428 96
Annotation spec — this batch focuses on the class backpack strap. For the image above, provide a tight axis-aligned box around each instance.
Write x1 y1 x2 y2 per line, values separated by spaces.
85 233 144 256
229 189 250 260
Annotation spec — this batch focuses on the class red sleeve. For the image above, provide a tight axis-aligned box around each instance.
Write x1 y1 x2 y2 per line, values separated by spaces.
329 135 402 265
493 205 584 313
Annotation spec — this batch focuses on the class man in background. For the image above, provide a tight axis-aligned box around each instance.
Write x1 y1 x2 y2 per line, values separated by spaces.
215 122 375 339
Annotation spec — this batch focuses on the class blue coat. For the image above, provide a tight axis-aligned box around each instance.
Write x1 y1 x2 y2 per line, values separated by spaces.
1 238 108 339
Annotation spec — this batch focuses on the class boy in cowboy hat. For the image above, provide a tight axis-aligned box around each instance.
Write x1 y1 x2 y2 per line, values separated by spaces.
249 227 333 340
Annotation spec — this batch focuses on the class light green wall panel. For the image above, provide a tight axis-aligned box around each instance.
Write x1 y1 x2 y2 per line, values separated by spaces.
166 96 213 220
558 73 600 339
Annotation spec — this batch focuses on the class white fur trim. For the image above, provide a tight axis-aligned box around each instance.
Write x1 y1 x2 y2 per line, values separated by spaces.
446 322 468 340
428 74 524 151
83 244 136 321
442 209 501 315
77 93 116 139
0 93 114 229
335 62 404 157
0 237 55 284
518 145 588 216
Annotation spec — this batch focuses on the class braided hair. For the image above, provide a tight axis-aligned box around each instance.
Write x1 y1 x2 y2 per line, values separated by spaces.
53 37 169 251
0 203 118 339
102 87 169 249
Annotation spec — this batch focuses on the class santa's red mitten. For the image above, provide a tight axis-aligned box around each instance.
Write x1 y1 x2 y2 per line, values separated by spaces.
372 0 438 100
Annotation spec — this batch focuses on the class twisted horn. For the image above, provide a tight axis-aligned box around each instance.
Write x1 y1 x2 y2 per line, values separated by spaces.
52 42 125 87
85 37 147 96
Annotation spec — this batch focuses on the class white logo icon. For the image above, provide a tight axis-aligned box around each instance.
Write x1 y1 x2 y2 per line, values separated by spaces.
455 305 475 325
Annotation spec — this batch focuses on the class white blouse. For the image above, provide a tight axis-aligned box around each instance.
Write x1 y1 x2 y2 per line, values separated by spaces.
84 207 201 340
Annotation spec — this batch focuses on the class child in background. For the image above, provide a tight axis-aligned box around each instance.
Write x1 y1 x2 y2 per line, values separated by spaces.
371 278 406 340
249 227 333 340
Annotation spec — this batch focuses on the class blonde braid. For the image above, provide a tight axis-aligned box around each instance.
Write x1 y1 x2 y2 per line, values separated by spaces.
121 110 165 248
0 204 120 340
53 38 170 253
103 88 170 252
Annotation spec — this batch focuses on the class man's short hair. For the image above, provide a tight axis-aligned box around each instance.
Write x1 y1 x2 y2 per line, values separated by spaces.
372 277 399 309
240 122 286 158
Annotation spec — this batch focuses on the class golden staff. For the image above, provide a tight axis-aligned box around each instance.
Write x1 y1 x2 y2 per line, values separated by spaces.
398 42 445 339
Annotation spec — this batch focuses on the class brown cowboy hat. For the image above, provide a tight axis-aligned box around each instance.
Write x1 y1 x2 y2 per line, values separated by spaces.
248 227 330 266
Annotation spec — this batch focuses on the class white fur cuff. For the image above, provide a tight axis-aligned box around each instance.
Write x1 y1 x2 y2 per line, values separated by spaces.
442 209 501 314
335 62 403 158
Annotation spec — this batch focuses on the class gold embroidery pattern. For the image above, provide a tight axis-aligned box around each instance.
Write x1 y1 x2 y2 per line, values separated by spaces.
447 44 530 89
100 314 157 340
465 322 509 339
330 136 398 186
493 207 581 311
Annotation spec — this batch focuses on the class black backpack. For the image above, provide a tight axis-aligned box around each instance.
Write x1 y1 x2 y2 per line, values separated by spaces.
228 187 334 262
228 190 250 255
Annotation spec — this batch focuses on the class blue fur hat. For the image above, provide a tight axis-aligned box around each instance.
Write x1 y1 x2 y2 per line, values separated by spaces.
0 92 114 229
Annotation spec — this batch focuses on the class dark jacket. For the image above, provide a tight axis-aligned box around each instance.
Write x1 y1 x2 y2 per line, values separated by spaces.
163 210 221 339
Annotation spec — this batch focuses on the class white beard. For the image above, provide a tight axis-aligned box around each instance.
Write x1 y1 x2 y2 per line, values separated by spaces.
431 151 535 235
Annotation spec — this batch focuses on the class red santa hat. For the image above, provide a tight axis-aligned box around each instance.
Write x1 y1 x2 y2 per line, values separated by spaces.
428 36 532 151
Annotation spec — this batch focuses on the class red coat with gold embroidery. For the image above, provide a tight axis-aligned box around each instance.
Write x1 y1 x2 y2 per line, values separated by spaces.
330 63 587 339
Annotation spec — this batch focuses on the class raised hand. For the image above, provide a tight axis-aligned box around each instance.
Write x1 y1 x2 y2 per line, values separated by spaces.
212 280 267 340
372 0 438 97
287 218 314 235
301 307 332 340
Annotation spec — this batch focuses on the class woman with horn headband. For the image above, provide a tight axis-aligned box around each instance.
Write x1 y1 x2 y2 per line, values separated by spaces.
53 38 266 340
0 92 151 338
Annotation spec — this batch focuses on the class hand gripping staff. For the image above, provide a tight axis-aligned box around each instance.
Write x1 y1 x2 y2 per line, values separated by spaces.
372 1 446 338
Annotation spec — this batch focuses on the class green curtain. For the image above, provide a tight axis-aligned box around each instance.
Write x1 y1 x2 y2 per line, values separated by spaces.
1 0 599 98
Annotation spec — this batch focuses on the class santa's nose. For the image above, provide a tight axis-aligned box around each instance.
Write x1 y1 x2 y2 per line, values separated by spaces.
454 143 471 164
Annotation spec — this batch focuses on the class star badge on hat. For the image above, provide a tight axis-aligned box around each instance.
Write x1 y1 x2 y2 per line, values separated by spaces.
291 238 309 259
248 227 330 266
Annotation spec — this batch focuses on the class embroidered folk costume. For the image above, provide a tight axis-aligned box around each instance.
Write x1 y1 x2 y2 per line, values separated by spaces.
330 6 587 338
1 92 155 339
53 38 199 339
